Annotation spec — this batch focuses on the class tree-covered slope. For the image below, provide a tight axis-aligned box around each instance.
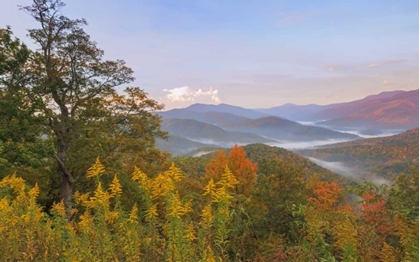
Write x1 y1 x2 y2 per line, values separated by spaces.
161 118 274 145
297 128 419 179
225 116 359 141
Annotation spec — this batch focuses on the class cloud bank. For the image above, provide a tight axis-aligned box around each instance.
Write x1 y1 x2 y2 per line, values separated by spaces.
163 86 221 104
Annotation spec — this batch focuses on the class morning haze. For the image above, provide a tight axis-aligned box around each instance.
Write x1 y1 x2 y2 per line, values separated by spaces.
1 0 418 109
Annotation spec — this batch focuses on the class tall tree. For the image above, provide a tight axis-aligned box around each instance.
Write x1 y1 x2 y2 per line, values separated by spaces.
0 0 166 219
204 146 256 196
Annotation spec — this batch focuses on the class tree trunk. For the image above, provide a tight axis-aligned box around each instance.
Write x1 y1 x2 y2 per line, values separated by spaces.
56 136 74 220
60 169 73 220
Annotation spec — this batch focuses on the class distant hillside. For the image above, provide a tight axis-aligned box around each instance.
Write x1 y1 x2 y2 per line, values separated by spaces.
176 103 268 119
156 135 215 156
255 89 419 133
316 89 419 131
256 103 330 121
157 110 251 127
161 118 274 146
173 143 346 182
225 116 359 141
297 128 419 179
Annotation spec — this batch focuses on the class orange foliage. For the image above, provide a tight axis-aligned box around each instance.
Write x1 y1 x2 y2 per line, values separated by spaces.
205 150 228 182
205 145 257 196
361 192 392 235
308 181 343 211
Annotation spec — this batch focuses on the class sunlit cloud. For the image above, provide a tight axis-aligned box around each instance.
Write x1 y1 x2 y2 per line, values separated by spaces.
163 86 221 104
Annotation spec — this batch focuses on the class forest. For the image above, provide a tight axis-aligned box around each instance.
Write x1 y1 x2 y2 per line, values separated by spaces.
0 0 418 261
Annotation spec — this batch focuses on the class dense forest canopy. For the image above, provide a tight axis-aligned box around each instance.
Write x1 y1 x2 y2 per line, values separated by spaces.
0 0 418 261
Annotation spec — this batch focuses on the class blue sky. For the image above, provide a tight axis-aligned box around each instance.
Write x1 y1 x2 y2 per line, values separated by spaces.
1 0 418 109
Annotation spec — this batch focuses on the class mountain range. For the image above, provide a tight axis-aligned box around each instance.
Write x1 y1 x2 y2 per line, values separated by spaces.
156 89 419 156
259 89 419 134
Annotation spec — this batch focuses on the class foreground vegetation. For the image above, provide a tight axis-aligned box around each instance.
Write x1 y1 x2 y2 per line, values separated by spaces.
1 148 418 261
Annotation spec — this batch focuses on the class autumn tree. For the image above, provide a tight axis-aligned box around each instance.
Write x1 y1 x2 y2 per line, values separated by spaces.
205 145 256 196
0 0 166 219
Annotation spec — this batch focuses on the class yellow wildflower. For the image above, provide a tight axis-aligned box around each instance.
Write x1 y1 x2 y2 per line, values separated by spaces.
52 200 66 217
109 175 122 197
200 204 213 226
146 204 158 221
105 211 119 223
203 179 216 196
129 204 138 224
184 223 197 241
86 157 105 178
28 183 40 198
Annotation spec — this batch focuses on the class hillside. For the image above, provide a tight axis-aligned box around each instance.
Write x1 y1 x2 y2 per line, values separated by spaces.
183 103 268 118
256 103 330 121
173 143 346 184
297 128 419 180
157 110 251 127
156 135 215 156
316 89 419 131
256 90 419 133
161 118 274 146
225 116 359 141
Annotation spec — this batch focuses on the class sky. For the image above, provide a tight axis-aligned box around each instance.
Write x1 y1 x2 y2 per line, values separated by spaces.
0 0 418 110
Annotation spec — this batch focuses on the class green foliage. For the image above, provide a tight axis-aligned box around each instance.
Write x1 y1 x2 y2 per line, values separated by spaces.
299 128 419 180
0 1 168 218
0 142 418 261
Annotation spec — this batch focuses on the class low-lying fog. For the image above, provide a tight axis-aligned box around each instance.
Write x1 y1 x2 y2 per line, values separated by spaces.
305 157 391 185
331 129 403 138
307 157 356 178
296 121 404 138
265 139 353 150
192 150 218 157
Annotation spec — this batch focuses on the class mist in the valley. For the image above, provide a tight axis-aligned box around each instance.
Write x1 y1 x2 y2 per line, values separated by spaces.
192 150 218 157
331 129 403 138
186 138 246 148
306 157 392 186
295 121 404 138
296 121 318 126
306 157 358 178
266 139 353 150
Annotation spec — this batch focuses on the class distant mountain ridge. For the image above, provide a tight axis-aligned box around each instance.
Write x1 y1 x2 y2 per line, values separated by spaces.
224 116 359 141
255 89 418 125
316 89 419 132
161 118 274 145
155 89 418 156
183 103 268 118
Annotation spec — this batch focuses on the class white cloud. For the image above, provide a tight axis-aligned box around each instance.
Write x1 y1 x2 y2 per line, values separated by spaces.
163 86 221 103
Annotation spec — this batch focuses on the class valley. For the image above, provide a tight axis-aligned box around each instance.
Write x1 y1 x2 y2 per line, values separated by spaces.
156 89 419 183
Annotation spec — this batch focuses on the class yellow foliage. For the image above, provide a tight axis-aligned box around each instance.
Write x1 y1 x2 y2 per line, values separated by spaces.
51 200 66 218
79 211 93 233
105 211 119 223
146 203 158 221
132 166 151 191
203 179 216 197
168 193 186 218
28 183 40 198
217 166 239 189
201 204 213 226
86 157 105 178
109 175 122 197
129 204 138 224
379 242 400 262
185 223 197 241
0 173 26 196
